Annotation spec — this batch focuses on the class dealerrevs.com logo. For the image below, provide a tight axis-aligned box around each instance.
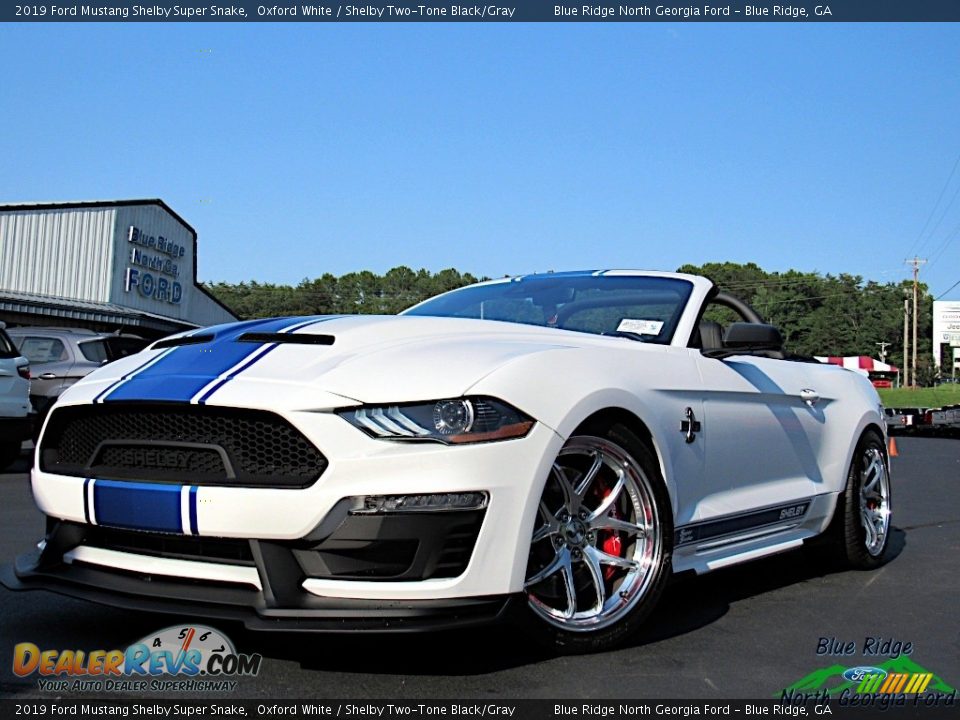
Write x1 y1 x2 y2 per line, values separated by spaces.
14 625 262 692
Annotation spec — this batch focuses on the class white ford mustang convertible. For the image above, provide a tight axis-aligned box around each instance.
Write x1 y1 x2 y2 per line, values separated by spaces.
4 270 892 652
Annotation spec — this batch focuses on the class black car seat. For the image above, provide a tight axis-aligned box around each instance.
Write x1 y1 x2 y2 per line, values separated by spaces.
697 321 725 351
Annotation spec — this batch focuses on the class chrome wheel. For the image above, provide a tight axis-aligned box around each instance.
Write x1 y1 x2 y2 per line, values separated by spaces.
525 436 662 632
859 446 891 557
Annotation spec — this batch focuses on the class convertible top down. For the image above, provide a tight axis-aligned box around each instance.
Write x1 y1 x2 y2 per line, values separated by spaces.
3 270 891 652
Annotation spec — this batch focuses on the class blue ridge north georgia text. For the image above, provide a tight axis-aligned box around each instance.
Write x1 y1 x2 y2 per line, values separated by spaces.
15 3 831 19
556 5 831 18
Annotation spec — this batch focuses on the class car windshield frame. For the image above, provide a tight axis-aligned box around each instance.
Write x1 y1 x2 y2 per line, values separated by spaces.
403 274 695 345
0 330 19 359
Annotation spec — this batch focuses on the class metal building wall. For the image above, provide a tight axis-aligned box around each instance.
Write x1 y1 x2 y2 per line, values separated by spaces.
0 207 116 302
186 287 237 327
109 204 235 327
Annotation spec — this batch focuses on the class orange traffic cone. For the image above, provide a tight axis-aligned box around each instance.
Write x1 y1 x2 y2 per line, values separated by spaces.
888 436 899 458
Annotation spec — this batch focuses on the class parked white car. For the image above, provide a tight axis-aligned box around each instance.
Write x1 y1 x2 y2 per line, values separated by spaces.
5 271 892 652
5 326 149 439
0 322 31 470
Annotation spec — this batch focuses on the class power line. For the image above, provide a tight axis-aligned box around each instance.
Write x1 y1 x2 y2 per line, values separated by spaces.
917 175 960 258
719 277 863 290
926 218 960 271
936 278 960 301
908 151 960 258
755 290 875 306
716 268 909 290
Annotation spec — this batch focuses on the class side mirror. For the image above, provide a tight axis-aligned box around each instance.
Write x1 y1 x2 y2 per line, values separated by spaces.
723 323 783 351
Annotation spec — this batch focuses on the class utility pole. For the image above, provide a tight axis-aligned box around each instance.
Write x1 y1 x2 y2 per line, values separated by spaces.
875 341 890 363
906 257 927 388
903 297 910 388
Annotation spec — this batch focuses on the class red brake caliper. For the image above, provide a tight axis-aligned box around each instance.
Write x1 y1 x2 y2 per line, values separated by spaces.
594 488 623 581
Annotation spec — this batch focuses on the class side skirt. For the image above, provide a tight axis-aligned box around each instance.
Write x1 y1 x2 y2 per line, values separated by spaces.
671 494 838 575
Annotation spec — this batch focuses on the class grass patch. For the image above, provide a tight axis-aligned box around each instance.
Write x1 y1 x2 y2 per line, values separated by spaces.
877 384 960 408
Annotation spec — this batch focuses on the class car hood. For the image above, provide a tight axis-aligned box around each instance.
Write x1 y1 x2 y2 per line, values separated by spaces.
72 315 632 407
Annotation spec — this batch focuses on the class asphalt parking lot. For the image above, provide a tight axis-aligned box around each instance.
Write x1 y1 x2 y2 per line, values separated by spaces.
0 437 957 700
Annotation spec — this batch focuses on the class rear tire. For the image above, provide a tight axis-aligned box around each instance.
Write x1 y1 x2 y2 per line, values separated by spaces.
520 424 673 654
825 430 892 569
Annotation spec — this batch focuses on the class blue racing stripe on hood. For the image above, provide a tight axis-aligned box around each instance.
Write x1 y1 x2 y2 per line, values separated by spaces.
102 316 331 403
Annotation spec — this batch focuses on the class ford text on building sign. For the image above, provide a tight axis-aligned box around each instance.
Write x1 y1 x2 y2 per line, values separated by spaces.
124 226 184 305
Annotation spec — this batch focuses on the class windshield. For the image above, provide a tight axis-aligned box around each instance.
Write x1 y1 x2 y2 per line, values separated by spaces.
78 337 150 363
403 274 694 344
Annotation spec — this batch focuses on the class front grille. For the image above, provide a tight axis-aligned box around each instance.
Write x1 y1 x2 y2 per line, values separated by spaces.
40 403 327 488
83 526 255 566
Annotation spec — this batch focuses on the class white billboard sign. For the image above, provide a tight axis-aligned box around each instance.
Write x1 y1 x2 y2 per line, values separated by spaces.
932 301 960 368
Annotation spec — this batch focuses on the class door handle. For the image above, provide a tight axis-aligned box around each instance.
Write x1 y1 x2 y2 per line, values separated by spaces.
800 388 820 407
38 373 58 380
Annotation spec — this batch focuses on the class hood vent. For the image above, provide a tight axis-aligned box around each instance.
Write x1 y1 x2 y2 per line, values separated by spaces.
238 332 335 345
152 333 214 349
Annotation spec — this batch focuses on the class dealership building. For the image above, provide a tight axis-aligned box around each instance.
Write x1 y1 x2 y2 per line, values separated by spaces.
0 200 236 337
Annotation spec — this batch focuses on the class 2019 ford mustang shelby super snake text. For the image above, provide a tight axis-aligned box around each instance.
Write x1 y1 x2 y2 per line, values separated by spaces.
3 271 892 652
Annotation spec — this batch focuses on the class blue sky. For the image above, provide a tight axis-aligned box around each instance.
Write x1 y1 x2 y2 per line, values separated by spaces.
3 23 960 297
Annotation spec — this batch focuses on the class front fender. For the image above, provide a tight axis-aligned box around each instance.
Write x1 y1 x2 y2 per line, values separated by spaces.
465 344 706 522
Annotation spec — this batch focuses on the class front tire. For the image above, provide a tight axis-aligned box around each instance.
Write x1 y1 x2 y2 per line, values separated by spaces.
826 430 892 568
521 426 672 653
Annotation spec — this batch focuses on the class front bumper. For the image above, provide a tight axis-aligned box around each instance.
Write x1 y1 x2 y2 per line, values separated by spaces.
20 408 563 626
31 415 563 601
2 524 514 632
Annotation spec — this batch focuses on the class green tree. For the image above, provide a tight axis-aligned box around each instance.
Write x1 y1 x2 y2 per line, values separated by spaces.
206 262 937 383
203 267 483 321
678 262 933 375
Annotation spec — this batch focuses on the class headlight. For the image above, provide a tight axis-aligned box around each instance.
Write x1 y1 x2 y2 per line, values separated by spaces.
339 397 534 444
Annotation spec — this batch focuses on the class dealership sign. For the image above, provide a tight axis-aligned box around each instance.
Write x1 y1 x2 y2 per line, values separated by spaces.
123 225 184 305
